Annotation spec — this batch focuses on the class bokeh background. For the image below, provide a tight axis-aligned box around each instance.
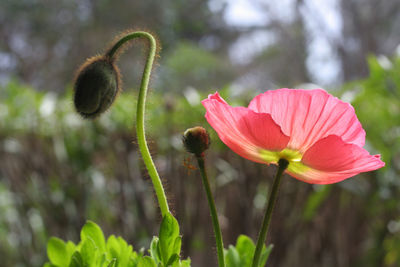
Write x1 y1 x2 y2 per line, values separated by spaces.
1 0 400 266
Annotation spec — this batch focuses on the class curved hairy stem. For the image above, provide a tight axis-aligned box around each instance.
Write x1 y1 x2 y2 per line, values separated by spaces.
107 31 169 217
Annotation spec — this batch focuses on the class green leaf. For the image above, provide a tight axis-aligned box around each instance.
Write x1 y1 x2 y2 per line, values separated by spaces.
225 245 241 267
235 235 255 267
69 252 84 267
259 244 273 267
179 259 191 267
80 238 97 266
66 241 77 260
47 237 69 267
128 252 141 267
106 235 120 260
98 253 107 267
116 236 134 266
159 213 180 264
172 237 182 257
137 256 157 267
166 253 179 266
149 236 160 264
106 235 137 266
81 221 106 253
107 258 117 267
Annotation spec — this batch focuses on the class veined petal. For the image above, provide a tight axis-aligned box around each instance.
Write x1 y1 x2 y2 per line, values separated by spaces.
202 92 290 163
248 89 365 153
290 135 385 184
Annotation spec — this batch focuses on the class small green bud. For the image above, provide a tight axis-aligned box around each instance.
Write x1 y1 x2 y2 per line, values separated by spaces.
73 56 121 119
183 126 210 156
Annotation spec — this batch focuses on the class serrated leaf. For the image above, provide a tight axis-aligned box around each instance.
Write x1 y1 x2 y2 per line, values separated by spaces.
69 252 84 267
47 237 69 267
81 221 106 253
137 256 157 267
159 213 180 264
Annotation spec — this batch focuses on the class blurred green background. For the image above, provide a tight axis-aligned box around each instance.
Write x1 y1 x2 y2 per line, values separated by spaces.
0 0 400 266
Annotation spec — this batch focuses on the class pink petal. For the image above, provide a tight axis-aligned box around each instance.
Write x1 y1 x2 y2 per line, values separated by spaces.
293 135 385 184
202 92 290 163
248 89 365 153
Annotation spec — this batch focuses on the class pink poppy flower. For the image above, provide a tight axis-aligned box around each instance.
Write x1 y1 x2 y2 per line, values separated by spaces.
202 88 385 184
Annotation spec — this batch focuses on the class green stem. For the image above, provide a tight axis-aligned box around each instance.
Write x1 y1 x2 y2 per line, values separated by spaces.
252 159 288 267
196 155 225 267
107 31 169 217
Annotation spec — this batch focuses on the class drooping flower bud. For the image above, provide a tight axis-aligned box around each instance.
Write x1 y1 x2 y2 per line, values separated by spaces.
183 126 210 156
73 55 121 119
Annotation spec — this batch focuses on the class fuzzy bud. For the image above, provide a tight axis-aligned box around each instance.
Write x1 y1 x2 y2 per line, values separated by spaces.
73 56 121 119
183 126 210 156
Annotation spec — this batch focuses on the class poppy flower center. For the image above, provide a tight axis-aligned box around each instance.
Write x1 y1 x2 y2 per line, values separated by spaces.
278 149 302 162
259 148 302 163
259 148 310 174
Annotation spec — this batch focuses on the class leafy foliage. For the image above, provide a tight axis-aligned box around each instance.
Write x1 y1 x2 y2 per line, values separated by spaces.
43 214 190 267
224 235 272 267
44 216 273 267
